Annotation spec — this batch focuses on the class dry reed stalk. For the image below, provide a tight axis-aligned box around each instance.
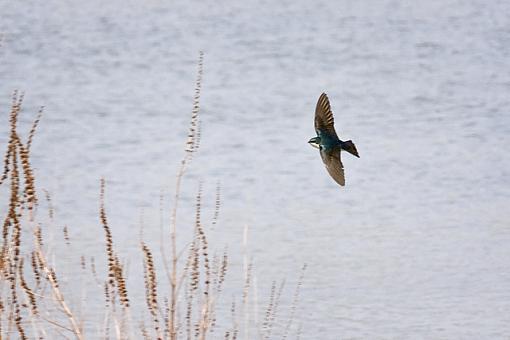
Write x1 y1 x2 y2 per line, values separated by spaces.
0 91 22 188
206 247 228 335
38 314 74 336
140 320 151 340
218 249 228 294
0 92 30 339
211 183 221 230
110 285 123 340
163 297 170 339
30 251 41 287
62 225 70 246
228 300 239 340
42 189 54 221
241 260 253 339
18 257 43 339
34 223 43 248
17 139 37 212
0 298 4 338
185 51 203 158
169 51 204 340
208 254 219 334
11 264 27 340
193 183 216 340
263 279 285 340
80 255 86 271
18 259 37 316
158 190 170 278
26 106 43 152
241 224 254 340
35 246 84 339
114 256 129 308
89 256 101 286
0 144 11 187
141 241 162 340
100 179 130 309
282 264 307 340
100 179 116 288
185 222 200 340
262 280 276 338
99 179 132 340
103 281 111 339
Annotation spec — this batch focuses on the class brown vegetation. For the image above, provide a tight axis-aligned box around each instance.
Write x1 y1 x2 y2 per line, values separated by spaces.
0 54 305 339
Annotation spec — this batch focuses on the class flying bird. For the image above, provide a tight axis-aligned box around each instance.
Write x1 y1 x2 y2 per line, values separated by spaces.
308 93 359 186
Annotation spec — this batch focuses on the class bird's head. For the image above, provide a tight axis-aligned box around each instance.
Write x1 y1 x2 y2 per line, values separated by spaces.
308 136 321 149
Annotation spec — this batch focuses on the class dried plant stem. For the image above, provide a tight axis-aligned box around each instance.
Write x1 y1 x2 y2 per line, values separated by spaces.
36 246 83 339
18 259 40 340
26 106 43 152
142 241 162 340
100 179 130 309
263 279 285 340
241 224 253 340
282 264 307 340
39 314 75 334
169 51 204 340
195 184 213 340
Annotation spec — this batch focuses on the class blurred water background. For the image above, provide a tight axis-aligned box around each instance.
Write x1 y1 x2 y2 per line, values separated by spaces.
1 0 509 338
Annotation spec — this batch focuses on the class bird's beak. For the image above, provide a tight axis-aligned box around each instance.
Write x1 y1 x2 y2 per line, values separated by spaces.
308 140 320 149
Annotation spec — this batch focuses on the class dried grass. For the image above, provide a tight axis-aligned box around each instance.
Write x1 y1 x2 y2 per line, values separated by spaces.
0 54 306 339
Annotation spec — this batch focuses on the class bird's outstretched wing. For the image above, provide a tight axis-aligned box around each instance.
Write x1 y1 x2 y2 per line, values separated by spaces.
315 93 338 138
320 148 345 186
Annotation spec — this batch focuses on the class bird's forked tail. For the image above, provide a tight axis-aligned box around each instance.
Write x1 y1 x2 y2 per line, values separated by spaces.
341 140 359 158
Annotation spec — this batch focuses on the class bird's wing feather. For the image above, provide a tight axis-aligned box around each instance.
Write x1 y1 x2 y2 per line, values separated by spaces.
315 93 338 138
320 148 345 186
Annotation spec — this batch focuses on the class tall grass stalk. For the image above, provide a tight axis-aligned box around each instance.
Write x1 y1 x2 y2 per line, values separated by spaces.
169 51 203 340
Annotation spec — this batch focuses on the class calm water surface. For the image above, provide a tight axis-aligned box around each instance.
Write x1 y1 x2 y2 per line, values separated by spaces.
1 0 509 338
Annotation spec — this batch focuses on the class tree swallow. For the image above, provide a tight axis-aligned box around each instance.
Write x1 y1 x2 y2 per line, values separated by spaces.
308 93 359 186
